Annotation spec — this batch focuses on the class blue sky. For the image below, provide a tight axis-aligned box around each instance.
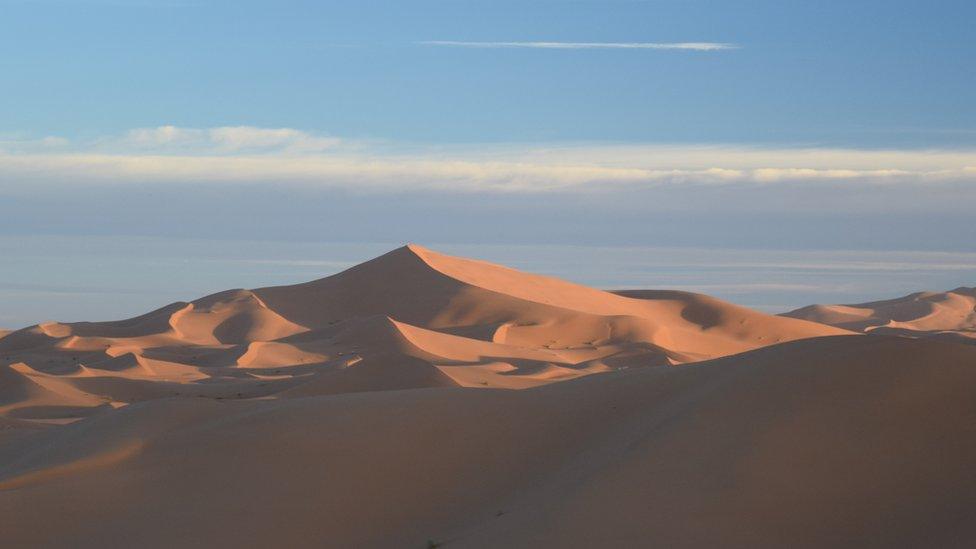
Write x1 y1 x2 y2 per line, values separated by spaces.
3 0 975 146
0 0 974 326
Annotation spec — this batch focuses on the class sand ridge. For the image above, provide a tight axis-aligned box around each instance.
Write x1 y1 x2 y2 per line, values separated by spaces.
3 245 972 547
0 244 846 422
784 286 976 343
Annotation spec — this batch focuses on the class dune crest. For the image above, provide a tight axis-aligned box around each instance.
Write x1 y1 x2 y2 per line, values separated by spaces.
784 286 976 344
1 246 974 547
0 245 846 421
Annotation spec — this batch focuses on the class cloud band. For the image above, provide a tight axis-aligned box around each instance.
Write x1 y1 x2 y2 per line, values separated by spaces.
1 126 974 194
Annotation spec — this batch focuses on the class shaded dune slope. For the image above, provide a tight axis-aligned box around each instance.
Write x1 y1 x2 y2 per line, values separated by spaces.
2 335 975 548
1 246 973 548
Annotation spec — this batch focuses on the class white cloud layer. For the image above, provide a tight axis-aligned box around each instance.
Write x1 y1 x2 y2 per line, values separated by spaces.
421 41 738 51
1 126 974 195
120 125 341 153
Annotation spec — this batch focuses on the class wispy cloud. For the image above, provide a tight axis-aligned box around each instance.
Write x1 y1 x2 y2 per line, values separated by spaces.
1 126 974 195
420 41 738 51
0 135 70 151
119 125 341 153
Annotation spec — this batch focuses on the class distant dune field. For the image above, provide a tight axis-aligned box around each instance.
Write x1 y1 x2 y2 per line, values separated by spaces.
784 287 976 344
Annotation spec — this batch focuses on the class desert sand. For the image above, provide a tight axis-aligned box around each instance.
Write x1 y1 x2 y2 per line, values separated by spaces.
1 245 974 548
784 286 976 344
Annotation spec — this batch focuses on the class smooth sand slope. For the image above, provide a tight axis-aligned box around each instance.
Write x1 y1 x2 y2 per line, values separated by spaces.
2 335 976 548
785 286 976 344
2 245 974 547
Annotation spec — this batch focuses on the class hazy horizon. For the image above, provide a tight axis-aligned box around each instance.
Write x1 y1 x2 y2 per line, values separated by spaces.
2 0 973 326
2 235 973 328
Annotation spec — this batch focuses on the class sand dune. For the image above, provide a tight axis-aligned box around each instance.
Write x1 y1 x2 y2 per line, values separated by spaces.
3 245 972 547
0 244 846 420
785 286 976 343
2 335 975 547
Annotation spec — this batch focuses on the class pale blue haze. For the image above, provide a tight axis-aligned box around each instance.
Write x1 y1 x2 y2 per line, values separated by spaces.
0 0 974 327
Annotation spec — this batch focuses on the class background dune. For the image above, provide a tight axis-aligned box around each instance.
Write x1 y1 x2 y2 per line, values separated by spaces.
0 244 845 423
784 287 976 344
1 245 972 547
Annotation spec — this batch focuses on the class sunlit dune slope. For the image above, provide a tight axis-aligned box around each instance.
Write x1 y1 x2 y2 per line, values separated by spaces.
784 286 976 343
0 245 845 422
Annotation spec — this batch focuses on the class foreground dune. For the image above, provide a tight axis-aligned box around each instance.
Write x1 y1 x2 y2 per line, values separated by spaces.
2 245 973 547
784 287 976 344
2 335 976 547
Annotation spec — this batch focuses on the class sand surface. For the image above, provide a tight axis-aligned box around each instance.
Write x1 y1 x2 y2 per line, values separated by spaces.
0 244 845 421
784 286 976 344
1 245 973 547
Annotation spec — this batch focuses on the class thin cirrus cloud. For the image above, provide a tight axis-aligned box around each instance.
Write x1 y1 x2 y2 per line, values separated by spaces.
120 125 342 153
420 41 739 51
0 126 974 196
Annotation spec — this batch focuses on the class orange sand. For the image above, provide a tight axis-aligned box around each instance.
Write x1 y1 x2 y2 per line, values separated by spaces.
2 246 973 548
